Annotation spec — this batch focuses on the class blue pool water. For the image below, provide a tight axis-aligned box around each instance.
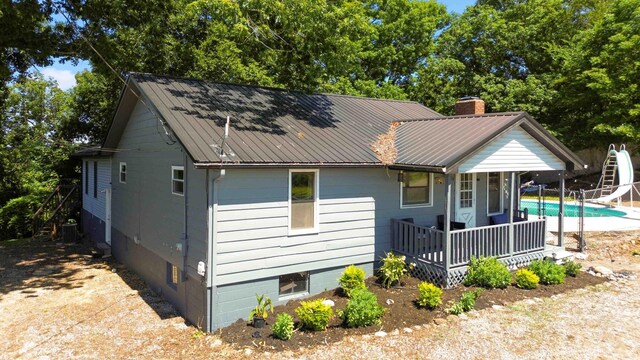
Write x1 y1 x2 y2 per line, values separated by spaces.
520 200 627 218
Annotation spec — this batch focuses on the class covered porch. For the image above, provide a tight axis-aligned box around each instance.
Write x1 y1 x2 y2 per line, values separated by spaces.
390 171 563 288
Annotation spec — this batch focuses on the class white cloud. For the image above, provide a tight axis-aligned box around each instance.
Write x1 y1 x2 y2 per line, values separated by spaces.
41 67 77 90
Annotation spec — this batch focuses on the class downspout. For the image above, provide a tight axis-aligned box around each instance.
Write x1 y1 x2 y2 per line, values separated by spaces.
182 153 189 324
206 168 225 332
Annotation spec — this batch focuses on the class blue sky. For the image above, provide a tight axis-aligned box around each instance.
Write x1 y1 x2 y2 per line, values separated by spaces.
37 0 476 90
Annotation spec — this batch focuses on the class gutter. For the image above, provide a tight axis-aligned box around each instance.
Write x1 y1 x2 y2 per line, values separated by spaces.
205 168 225 332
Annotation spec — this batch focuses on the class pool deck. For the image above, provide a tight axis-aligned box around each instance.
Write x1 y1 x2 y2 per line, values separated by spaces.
542 205 640 232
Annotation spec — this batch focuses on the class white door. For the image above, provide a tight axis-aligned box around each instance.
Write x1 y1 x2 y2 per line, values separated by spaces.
105 187 112 245
456 173 476 228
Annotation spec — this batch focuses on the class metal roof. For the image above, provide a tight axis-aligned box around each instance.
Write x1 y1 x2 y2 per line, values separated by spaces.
125 73 441 165
102 73 586 171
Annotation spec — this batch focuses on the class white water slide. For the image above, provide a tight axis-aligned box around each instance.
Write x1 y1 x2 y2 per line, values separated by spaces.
593 145 634 203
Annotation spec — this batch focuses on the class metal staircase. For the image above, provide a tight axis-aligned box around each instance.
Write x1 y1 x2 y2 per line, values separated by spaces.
32 182 81 240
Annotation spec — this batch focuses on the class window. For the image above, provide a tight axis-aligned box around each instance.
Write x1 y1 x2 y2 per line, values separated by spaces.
167 262 179 289
487 172 503 215
289 170 318 233
279 272 309 297
84 161 89 195
172 166 185 195
119 162 127 183
401 171 432 207
93 161 98 199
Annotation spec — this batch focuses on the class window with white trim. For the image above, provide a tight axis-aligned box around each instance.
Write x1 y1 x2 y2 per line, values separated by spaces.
487 172 503 215
119 162 127 183
172 166 184 195
289 170 318 233
401 171 432 207
279 272 309 297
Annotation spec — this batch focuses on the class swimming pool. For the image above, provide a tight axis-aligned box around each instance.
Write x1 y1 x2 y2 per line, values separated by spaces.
520 200 627 218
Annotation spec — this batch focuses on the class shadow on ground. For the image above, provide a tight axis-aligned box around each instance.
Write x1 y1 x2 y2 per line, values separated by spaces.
0 238 180 322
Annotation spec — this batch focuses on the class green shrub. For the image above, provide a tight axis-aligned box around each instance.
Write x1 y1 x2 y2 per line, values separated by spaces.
295 299 334 331
378 252 415 288
528 260 566 285
338 265 366 297
446 290 482 315
417 282 442 309
272 313 294 340
515 268 539 289
463 257 512 289
0 194 41 240
338 288 385 328
563 260 582 277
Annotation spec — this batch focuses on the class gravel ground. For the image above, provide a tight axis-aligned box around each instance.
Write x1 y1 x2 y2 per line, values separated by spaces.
1 235 639 360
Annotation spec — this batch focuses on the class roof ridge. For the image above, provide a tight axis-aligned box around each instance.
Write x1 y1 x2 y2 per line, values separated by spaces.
396 112 525 123
129 72 424 105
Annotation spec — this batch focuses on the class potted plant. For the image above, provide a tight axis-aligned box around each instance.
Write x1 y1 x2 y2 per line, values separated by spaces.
248 294 273 328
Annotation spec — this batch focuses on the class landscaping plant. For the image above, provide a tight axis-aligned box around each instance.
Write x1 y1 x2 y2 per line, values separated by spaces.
528 260 566 285
515 268 540 289
248 294 273 321
272 313 294 340
338 288 385 328
463 256 512 289
417 282 442 309
295 299 334 331
378 252 415 288
563 260 582 277
338 264 366 297
446 290 482 315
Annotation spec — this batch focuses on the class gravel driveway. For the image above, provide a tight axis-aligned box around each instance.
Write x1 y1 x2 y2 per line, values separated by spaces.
1 235 639 360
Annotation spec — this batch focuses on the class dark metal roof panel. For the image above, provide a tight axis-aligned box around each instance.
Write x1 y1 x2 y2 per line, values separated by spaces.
130 73 441 164
395 113 524 168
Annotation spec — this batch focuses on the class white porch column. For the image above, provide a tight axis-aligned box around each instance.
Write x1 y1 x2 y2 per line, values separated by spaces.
444 174 453 272
558 170 565 247
508 172 515 257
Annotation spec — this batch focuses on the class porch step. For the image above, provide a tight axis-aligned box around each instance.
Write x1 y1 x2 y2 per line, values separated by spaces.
546 250 575 264
94 243 112 258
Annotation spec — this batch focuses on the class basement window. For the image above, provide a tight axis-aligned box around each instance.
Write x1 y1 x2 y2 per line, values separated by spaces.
400 171 432 208
167 262 179 290
279 272 309 298
172 166 184 196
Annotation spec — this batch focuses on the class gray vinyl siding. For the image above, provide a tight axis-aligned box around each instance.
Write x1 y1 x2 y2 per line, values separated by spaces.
110 99 207 282
212 263 374 329
82 157 111 221
214 168 445 286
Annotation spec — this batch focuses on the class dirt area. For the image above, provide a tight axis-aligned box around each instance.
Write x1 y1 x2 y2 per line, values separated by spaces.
220 273 604 352
1 233 639 359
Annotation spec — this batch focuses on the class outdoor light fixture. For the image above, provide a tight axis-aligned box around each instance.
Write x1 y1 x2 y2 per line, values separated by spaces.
397 171 404 182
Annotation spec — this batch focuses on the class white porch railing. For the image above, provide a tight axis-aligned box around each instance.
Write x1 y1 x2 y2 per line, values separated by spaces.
392 218 547 269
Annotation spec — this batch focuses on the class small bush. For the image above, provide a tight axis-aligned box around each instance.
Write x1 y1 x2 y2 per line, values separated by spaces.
515 268 539 289
563 260 582 277
338 265 366 297
272 313 294 340
446 290 482 315
463 257 512 289
417 282 442 309
338 288 385 328
528 260 566 285
295 299 334 331
378 252 415 288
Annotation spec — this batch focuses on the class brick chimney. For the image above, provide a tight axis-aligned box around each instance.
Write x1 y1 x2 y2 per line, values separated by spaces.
455 96 485 115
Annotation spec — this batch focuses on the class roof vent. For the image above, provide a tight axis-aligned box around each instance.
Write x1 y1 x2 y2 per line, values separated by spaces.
455 96 485 115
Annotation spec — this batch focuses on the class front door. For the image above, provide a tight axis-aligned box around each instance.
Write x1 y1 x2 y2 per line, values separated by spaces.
456 173 476 227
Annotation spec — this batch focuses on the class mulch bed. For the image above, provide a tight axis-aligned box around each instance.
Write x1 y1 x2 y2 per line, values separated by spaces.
218 273 606 352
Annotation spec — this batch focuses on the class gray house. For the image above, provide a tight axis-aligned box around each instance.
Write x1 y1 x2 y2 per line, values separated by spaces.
80 73 585 331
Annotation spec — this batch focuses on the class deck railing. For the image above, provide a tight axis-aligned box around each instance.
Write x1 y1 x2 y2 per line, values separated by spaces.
392 218 547 269
391 219 445 268
450 224 509 267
